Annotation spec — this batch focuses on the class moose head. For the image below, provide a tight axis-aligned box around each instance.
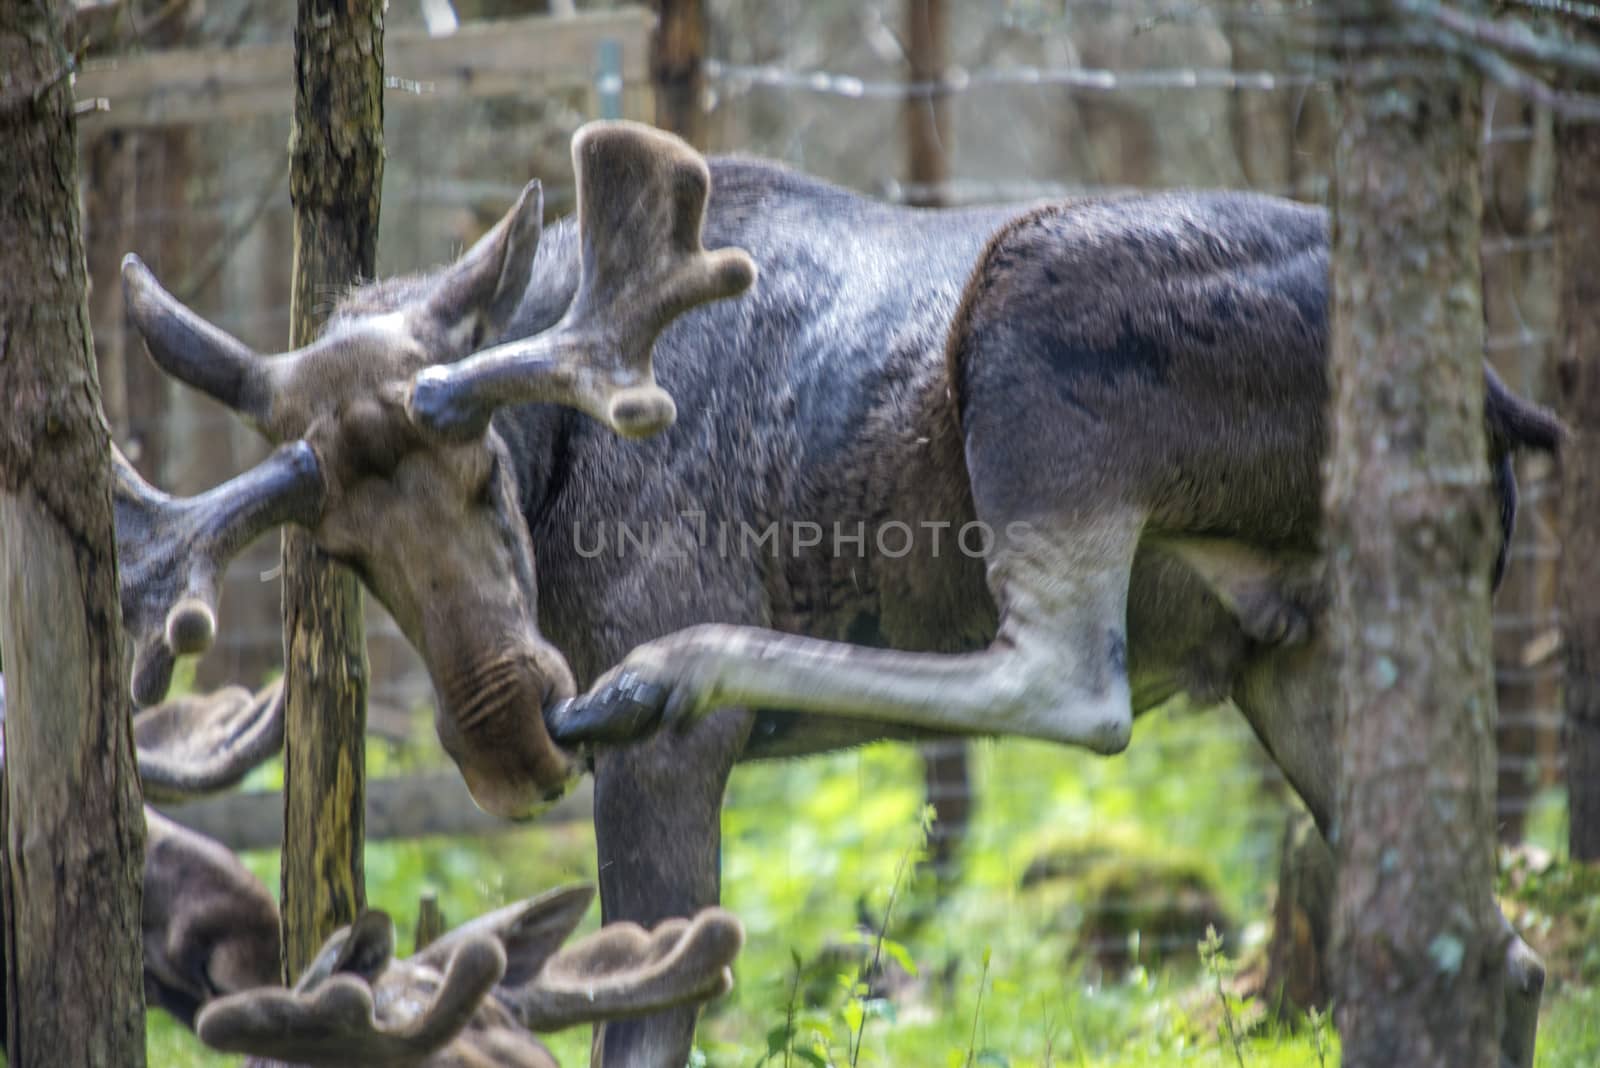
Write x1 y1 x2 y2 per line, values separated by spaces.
114 121 755 818
195 885 744 1068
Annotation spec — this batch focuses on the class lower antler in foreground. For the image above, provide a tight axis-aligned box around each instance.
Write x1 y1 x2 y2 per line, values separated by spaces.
196 885 743 1068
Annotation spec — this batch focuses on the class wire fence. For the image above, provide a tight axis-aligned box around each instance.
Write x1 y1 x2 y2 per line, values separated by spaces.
84 0 1570 982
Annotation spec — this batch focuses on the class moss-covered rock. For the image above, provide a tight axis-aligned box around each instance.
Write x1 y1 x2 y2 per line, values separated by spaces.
1020 830 1234 974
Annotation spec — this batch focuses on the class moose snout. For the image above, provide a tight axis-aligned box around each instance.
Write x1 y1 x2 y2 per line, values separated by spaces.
430 640 582 820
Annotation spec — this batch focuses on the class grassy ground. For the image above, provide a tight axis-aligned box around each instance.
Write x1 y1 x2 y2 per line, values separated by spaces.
146 705 1597 1067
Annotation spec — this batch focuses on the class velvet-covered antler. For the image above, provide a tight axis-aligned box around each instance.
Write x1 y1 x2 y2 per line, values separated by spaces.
189 883 743 1067
197 910 509 1067
113 442 324 705
133 677 285 802
408 120 757 442
514 906 742 1031
406 883 742 1032
0 668 284 802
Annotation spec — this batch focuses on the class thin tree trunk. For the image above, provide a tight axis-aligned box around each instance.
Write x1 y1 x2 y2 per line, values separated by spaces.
0 2 147 1063
279 0 382 979
1326 9 1503 1066
900 0 969 885
652 0 706 148
903 0 947 209
1556 100 1600 861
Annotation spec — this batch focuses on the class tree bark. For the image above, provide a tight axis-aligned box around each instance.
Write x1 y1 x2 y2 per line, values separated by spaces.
899 0 970 885
1555 95 1600 861
279 0 382 979
0 2 147 1063
652 0 706 148
1326 8 1504 1066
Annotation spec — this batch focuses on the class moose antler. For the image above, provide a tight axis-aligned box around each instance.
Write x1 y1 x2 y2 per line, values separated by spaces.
408 120 758 442
197 911 508 1067
515 905 743 1031
190 883 742 1066
0 668 285 801
133 677 286 801
121 255 286 431
113 443 324 705
411 884 596 990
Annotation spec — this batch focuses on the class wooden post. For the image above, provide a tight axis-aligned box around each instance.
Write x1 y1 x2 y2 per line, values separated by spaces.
414 890 446 954
652 0 706 147
903 0 947 208
1326 9 1503 1065
279 0 383 979
900 0 970 887
1555 94 1600 861
0 2 147 1062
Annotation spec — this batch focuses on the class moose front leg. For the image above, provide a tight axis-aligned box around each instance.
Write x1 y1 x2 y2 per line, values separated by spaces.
589 705 751 1068
553 517 1143 756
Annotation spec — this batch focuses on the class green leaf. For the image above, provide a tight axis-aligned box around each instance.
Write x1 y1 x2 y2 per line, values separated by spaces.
879 937 919 978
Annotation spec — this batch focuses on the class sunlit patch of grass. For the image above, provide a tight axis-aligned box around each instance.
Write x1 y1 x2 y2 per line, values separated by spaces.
1536 986 1600 1068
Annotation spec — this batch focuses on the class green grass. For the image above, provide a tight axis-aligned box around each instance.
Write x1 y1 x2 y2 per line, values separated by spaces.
143 705 1596 1066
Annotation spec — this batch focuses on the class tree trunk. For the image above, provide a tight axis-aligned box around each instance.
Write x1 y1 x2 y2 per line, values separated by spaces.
903 0 947 209
0 3 147 1063
1556 92 1600 862
652 0 706 148
899 0 969 886
279 0 383 979
1326 10 1503 1066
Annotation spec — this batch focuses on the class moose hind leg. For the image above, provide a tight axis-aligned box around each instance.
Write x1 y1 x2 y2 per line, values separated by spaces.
975 511 1145 751
556 509 1143 754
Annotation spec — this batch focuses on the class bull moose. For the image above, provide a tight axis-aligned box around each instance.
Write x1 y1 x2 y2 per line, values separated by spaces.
113 120 1558 1065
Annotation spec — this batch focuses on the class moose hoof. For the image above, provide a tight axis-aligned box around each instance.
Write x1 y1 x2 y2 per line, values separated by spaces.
544 673 671 747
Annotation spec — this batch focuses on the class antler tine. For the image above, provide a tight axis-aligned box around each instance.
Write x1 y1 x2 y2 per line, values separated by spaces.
121 254 281 427
409 120 757 443
114 442 325 705
197 913 507 1067
413 884 596 990
515 906 743 1032
134 678 286 802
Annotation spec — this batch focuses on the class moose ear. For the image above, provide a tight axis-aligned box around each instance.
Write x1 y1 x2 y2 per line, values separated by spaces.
426 180 544 347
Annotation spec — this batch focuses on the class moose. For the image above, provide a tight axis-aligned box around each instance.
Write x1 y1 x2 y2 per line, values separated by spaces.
0 672 743 1066
112 120 1559 1065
